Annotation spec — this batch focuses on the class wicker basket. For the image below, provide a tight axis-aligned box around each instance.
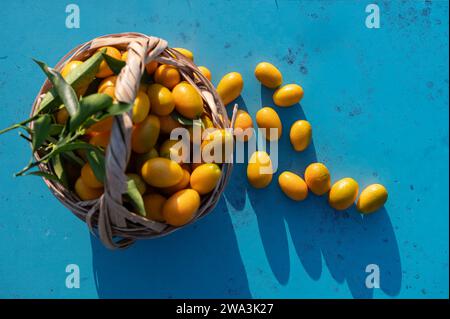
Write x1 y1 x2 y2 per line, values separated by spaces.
31 32 234 249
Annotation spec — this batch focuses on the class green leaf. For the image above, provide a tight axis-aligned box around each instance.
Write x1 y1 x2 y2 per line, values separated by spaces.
32 114 52 151
104 102 133 117
84 77 103 96
51 154 68 188
69 93 113 132
102 53 126 75
49 124 64 136
37 51 105 113
15 159 40 177
125 179 146 216
61 151 84 167
0 114 39 135
49 140 101 159
82 101 132 130
171 111 197 126
18 125 32 135
86 149 105 183
33 59 79 117
18 132 32 142
22 170 62 183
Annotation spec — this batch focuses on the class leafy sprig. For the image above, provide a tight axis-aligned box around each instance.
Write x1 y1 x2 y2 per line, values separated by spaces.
0 51 145 214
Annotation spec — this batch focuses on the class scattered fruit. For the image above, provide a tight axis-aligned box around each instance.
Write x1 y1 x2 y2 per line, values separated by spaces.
247 151 273 188
356 184 388 214
216 72 243 105
329 178 359 210
0 41 391 240
256 107 282 141
273 84 304 107
254 62 282 88
290 120 312 151
304 163 331 195
234 110 254 142
278 171 308 201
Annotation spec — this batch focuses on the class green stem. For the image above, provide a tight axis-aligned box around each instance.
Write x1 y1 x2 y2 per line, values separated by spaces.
18 132 32 142
0 114 39 135
62 151 85 166
15 160 40 177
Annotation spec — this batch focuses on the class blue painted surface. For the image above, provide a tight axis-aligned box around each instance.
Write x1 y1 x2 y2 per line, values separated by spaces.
0 0 448 299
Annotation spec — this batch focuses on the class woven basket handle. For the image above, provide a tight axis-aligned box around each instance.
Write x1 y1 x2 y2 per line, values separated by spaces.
89 36 168 249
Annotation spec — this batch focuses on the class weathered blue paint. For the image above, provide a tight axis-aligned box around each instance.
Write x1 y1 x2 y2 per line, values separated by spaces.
0 0 448 298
